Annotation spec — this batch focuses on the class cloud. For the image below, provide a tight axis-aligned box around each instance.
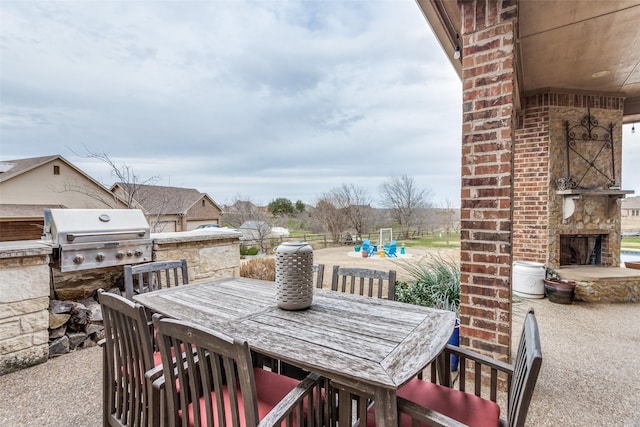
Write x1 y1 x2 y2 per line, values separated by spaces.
0 1 498 208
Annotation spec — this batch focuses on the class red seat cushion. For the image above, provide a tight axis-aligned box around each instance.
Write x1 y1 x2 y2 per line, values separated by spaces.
182 368 303 426
367 378 500 427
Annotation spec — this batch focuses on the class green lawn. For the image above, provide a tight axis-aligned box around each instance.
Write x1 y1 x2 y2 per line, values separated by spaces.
622 236 640 250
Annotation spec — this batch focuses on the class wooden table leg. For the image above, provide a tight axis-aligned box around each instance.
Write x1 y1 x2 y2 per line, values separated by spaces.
374 387 397 426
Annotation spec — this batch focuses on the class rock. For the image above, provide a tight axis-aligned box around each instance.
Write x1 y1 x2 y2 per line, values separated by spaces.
78 298 103 322
49 336 69 357
49 325 67 339
49 313 70 329
68 305 90 331
67 332 87 350
85 323 104 336
49 300 74 314
81 338 97 348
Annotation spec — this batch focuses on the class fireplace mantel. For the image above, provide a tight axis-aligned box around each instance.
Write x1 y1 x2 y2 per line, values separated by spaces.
557 189 634 220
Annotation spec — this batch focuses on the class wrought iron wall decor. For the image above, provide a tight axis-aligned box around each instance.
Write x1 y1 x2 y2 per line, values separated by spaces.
564 108 616 189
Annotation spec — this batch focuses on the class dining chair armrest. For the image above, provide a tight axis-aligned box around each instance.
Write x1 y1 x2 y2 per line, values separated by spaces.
438 344 514 403
397 396 468 427
146 364 165 385
445 344 513 374
258 372 323 427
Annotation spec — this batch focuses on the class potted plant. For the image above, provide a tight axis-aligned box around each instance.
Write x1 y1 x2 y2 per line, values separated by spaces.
396 255 460 369
544 267 576 304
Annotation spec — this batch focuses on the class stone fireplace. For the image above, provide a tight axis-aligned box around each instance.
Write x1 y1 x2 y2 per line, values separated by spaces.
513 91 633 270
512 91 639 303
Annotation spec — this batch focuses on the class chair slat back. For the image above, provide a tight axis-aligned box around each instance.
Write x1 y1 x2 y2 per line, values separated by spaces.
124 259 189 300
507 308 542 427
313 263 325 288
153 316 261 427
331 266 396 300
99 291 156 427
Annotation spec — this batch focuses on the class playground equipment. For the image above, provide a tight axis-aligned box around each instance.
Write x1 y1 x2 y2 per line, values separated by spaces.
378 228 393 249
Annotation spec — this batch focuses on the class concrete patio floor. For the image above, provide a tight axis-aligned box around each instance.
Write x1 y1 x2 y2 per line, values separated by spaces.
1 246 638 425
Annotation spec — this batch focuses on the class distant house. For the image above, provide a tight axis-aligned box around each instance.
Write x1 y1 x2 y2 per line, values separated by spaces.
111 183 223 232
0 155 124 241
238 220 271 242
621 196 640 234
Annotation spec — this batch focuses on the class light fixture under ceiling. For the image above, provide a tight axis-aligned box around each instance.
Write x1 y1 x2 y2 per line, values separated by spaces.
453 33 461 60
591 70 611 78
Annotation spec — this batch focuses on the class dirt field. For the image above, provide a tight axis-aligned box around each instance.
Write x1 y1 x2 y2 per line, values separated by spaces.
311 245 459 287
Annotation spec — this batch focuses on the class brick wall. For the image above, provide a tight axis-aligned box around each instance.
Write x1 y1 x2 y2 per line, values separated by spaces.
512 106 550 264
459 0 517 362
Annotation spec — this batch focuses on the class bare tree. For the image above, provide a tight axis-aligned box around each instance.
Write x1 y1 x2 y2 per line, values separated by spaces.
223 196 268 228
63 149 195 232
330 184 372 240
313 195 349 244
378 175 432 239
441 198 460 245
61 149 160 209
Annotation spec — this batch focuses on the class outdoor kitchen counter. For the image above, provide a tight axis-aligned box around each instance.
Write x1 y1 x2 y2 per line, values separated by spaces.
151 228 242 244
0 240 52 259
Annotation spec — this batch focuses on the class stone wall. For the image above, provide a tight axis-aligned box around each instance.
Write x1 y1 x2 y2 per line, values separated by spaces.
152 230 241 281
0 241 51 375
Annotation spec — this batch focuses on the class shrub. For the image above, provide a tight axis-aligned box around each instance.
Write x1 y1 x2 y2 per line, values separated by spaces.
395 254 460 316
240 245 260 256
240 258 275 281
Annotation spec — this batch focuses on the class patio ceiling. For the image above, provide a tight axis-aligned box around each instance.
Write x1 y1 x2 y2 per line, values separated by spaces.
416 0 640 123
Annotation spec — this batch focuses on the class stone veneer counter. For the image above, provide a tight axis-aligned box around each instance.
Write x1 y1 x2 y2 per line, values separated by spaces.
0 240 52 374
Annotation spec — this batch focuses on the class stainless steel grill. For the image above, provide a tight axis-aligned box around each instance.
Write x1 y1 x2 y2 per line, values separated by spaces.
43 209 152 272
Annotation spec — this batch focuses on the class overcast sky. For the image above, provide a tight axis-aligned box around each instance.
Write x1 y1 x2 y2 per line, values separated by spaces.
1 1 638 208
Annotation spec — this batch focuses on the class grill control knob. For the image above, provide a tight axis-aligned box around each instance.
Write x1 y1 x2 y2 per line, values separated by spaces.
126 250 133 257
95 253 105 262
115 251 125 260
73 254 85 265
134 249 143 257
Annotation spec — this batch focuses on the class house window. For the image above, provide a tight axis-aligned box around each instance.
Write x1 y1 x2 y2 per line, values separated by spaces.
53 165 60 175
202 200 205 207
633 209 639 217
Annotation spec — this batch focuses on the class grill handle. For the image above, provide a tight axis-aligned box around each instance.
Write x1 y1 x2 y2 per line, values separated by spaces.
66 230 147 242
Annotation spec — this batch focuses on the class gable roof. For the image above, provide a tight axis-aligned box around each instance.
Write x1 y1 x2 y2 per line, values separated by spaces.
0 155 112 193
0 155 60 183
111 183 222 215
622 196 640 209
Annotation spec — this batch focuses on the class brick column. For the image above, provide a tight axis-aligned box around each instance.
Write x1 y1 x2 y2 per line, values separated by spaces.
459 0 517 361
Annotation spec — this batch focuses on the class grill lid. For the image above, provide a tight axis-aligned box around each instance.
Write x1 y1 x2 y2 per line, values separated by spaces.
44 209 150 243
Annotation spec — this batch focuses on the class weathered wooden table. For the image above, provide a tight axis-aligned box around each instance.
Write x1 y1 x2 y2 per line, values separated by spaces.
133 277 455 426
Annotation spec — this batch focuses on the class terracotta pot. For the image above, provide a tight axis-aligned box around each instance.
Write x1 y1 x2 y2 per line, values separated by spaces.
625 261 640 270
544 278 576 304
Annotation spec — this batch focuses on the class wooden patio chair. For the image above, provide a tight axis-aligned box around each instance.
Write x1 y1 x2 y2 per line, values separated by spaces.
124 259 188 300
98 290 164 427
313 263 325 288
151 315 323 427
330 266 396 300
366 307 543 427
